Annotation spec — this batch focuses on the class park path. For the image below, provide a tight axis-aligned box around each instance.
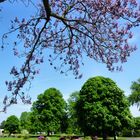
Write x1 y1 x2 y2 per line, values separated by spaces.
126 138 140 140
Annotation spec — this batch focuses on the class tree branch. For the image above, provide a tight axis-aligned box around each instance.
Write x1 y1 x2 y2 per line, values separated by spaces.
0 0 6 3
42 0 51 21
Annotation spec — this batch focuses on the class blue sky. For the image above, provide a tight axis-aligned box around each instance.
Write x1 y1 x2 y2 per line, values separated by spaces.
0 1 140 123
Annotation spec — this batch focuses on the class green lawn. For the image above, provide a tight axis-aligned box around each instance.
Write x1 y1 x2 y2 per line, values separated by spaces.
0 136 60 140
0 138 38 140
0 137 127 140
0 138 34 140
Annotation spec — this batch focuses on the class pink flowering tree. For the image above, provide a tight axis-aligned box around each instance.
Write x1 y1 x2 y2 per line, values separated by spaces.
0 0 140 111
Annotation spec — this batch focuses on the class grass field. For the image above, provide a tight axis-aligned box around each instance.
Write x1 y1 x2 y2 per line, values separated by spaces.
0 137 59 140
0 137 127 140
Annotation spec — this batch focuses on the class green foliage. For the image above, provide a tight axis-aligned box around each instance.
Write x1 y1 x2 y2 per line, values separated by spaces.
29 111 44 133
133 129 140 137
128 79 140 107
67 91 80 134
121 128 133 137
21 129 29 139
0 120 5 129
134 117 140 130
4 115 20 135
60 112 69 133
131 117 140 137
20 112 31 131
75 76 134 137
31 88 67 134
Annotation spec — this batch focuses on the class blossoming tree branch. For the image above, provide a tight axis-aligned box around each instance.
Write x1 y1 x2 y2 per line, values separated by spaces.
0 0 140 111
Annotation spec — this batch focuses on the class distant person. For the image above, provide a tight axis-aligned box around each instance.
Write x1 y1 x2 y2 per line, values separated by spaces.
91 136 98 140
38 135 45 140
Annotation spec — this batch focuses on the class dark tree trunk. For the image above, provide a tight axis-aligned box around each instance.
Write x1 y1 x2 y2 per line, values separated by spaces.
47 131 50 136
114 135 116 140
114 131 117 140
8 132 11 137
102 130 107 140
0 0 6 3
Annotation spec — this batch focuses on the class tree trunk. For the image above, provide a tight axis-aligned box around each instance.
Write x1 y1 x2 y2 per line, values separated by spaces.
0 0 6 3
47 131 50 136
114 131 117 140
102 130 107 140
114 135 116 140
8 132 11 137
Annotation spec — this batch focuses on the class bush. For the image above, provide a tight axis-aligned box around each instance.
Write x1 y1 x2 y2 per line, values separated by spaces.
133 129 140 137
21 129 29 139
121 129 133 137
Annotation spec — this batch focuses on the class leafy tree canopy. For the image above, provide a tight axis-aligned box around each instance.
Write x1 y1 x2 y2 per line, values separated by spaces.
76 76 134 139
20 111 31 131
0 120 5 129
28 111 43 133
4 115 20 135
31 88 67 134
0 0 140 110
68 91 80 115
134 117 140 130
128 78 140 107
67 91 80 134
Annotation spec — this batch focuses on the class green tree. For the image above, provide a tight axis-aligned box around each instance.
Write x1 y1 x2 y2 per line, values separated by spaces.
76 76 133 140
20 111 31 131
134 117 140 130
128 78 140 107
32 88 67 135
122 117 140 137
60 110 69 133
133 117 140 136
67 91 80 134
28 111 43 133
5 115 20 136
0 120 5 129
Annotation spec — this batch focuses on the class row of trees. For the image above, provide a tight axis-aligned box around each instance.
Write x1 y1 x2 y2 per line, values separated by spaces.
0 88 68 136
1 76 140 140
